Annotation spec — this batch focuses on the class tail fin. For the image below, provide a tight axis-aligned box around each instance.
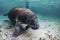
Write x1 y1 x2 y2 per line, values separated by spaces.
3 14 8 16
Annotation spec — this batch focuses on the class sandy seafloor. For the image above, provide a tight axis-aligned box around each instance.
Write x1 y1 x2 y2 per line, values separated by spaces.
0 15 60 40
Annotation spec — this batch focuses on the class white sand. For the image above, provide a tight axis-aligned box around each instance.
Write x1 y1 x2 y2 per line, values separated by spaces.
0 16 60 40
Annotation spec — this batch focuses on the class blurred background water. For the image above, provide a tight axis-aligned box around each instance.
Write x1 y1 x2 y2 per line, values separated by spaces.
0 0 60 20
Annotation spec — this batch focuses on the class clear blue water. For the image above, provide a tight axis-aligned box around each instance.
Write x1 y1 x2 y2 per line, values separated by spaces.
0 0 60 21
